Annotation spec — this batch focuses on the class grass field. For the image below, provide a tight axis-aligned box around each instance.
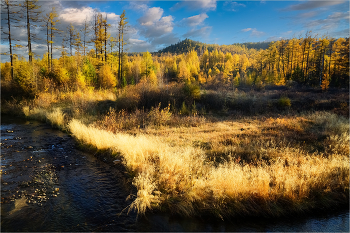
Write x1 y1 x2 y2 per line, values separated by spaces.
2 84 349 218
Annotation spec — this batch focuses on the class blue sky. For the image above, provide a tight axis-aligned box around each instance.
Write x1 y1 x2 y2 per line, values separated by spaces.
1 0 349 60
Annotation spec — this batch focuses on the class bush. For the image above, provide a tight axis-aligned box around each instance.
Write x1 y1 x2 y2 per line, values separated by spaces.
13 59 36 96
147 103 172 126
183 82 201 101
278 97 291 108
1 62 12 82
56 67 70 86
180 101 190 115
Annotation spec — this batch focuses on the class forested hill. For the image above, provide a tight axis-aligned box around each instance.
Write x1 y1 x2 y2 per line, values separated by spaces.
157 39 271 55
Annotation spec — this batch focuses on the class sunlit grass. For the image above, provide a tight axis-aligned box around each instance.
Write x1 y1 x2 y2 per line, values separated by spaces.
68 112 349 217
4 87 349 218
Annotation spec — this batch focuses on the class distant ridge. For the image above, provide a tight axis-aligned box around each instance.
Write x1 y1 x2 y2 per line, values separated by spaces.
157 38 271 55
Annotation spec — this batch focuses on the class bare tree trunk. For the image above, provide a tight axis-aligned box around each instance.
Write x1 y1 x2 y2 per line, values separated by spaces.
50 23 53 70
6 1 14 80
47 22 49 69
26 0 32 63
118 29 121 84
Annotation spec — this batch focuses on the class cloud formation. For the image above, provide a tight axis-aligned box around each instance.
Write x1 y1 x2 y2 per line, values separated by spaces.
183 26 212 38
133 5 177 51
281 1 345 11
241 28 265 37
127 38 154 52
305 11 349 30
180 13 208 27
59 7 109 26
223 1 246 11
171 0 217 12
151 33 179 46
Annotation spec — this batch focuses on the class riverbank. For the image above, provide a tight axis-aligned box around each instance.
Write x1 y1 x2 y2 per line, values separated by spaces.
0 115 139 231
1 86 349 219
1 115 349 232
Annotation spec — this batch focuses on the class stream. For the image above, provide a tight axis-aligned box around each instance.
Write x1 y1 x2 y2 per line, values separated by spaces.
1 115 349 232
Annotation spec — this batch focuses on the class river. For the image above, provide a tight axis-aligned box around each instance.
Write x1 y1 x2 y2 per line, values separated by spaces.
1 115 349 232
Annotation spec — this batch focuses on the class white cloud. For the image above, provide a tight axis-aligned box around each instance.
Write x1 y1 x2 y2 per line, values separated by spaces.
127 38 154 52
305 11 349 30
183 26 212 38
59 7 96 25
251 28 265 37
180 13 208 27
223 1 246 11
127 2 149 12
241 28 252 32
171 0 217 12
281 1 346 11
137 7 174 39
241 28 265 37
138 7 164 26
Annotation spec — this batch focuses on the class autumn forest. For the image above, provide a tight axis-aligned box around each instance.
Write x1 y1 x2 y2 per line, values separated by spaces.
1 0 349 96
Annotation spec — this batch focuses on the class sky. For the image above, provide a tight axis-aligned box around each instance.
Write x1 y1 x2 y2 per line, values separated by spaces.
1 0 349 61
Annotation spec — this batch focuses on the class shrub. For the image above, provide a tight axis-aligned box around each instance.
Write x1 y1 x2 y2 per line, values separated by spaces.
1 62 12 82
278 96 291 108
56 67 70 86
183 82 201 101
148 103 172 126
180 101 190 115
13 59 36 96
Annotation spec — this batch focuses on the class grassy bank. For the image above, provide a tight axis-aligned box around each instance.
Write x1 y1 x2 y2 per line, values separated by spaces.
2 84 349 218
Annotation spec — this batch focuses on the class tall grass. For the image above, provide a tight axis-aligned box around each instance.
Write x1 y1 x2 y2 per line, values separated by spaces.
3 85 348 218
46 108 66 130
68 116 349 217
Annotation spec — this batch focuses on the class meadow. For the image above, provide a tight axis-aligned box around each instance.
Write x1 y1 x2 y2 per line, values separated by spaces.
2 82 349 219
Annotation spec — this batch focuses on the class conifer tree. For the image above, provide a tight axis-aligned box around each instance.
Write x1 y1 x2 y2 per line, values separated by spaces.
81 17 90 57
103 14 109 62
118 10 128 85
65 23 76 56
43 7 59 70
21 0 41 63
141 51 155 83
1 0 19 80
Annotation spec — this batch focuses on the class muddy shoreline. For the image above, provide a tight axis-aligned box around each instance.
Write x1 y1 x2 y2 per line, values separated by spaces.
1 115 140 231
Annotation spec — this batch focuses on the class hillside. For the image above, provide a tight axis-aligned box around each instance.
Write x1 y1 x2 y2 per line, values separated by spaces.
157 38 271 55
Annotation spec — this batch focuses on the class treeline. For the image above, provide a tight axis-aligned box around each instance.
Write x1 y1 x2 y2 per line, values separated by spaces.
2 34 348 98
1 0 349 100
157 38 268 55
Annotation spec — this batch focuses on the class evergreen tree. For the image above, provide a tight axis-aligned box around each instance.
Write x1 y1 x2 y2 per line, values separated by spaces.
118 10 128 85
1 0 20 80
21 0 41 63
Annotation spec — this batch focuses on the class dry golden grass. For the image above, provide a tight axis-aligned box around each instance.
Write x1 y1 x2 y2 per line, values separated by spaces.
31 89 116 111
68 111 349 217
7 86 348 218
46 108 66 129
23 106 47 121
